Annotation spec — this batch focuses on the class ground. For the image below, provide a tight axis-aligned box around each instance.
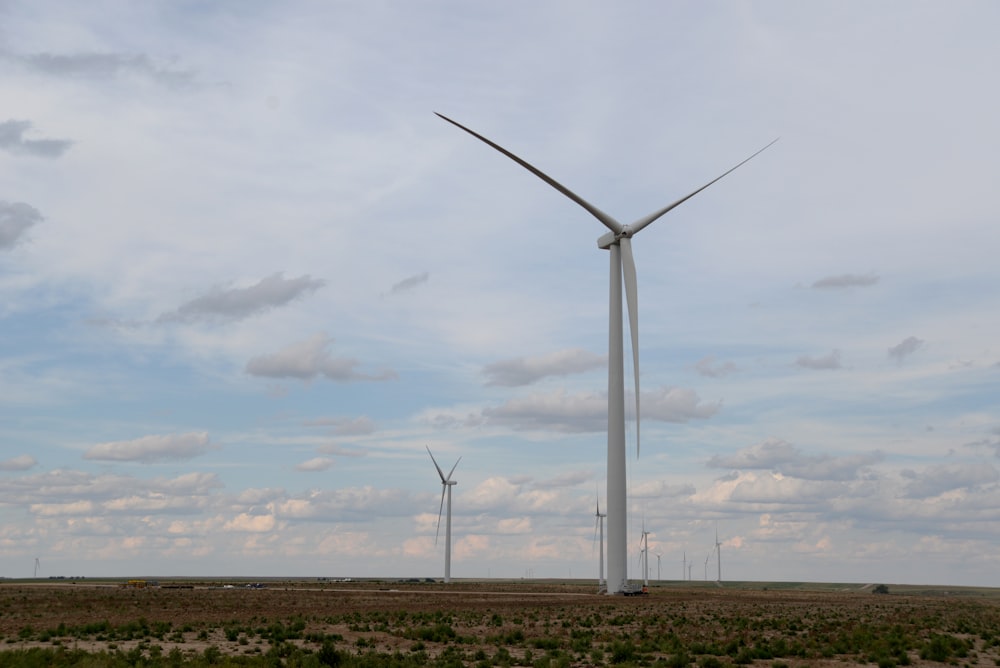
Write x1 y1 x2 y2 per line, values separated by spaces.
2 579 999 666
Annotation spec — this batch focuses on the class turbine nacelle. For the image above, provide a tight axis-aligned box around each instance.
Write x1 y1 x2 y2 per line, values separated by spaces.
597 225 635 250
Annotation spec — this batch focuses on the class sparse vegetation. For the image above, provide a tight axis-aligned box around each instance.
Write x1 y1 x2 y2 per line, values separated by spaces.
1 580 1000 666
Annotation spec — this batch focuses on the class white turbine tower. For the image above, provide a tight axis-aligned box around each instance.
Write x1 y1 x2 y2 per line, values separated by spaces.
594 497 606 588
682 551 687 581
427 446 460 583
438 112 775 594
34 557 40 578
656 553 662 582
640 525 651 586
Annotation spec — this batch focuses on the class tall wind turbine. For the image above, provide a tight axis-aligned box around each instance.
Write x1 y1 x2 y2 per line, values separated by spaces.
593 497 606 588
34 557 40 578
427 446 460 583
682 551 687 581
715 524 722 583
656 553 662 582
438 112 775 594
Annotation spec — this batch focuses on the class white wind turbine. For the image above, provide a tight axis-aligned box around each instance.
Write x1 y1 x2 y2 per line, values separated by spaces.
715 524 722 583
593 497 606 588
656 553 662 582
640 524 651 586
438 112 775 594
426 446 460 583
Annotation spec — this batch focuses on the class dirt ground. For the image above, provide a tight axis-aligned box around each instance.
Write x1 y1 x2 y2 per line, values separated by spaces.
3 579 1000 666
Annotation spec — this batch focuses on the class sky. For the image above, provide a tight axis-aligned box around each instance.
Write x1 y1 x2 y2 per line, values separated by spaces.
2 1 999 587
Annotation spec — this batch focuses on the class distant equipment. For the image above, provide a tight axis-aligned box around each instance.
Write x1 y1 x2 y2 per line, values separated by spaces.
438 112 775 594
34 557 40 578
426 446 460 584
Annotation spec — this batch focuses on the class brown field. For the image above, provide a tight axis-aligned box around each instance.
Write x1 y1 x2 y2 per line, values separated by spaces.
3 579 1000 666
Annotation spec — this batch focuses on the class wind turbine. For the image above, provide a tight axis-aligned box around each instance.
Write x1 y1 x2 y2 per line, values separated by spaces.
438 112 775 594
639 524 651 586
682 551 687 581
715 524 722 583
656 553 662 582
426 446 460 583
593 497 606 588
34 557 40 578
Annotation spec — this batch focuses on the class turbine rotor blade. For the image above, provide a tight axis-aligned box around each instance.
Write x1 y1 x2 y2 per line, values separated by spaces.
620 237 641 457
436 112 623 235
435 486 446 545
446 456 462 481
629 138 780 236
426 445 446 482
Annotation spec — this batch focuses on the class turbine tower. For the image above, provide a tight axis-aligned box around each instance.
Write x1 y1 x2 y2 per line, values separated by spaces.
682 551 687 581
640 525 651 586
438 112 775 594
427 446 460 583
656 553 662 581
594 497 606 588
34 557 40 578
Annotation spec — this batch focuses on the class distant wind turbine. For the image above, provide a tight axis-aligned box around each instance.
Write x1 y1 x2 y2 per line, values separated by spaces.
34 557 40 579
640 524 651 586
426 446 460 583
715 524 722 583
656 553 662 582
438 112 776 594
682 551 687 581
593 496 606 588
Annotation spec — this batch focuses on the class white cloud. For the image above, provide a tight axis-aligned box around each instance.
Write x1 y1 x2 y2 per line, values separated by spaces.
245 333 397 382
0 454 37 471
0 201 43 250
159 273 324 323
84 432 214 463
795 350 842 370
388 271 429 295
483 348 605 386
888 336 924 363
0 119 72 158
811 273 879 289
295 457 334 472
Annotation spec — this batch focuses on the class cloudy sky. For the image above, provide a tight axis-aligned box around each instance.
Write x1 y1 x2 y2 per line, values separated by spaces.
2 1 999 587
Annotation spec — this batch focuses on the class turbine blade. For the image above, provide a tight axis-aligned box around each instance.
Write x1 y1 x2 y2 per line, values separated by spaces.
629 138 780 236
620 237 641 457
446 456 462 481
426 445 446 482
436 112 624 235
435 486 446 545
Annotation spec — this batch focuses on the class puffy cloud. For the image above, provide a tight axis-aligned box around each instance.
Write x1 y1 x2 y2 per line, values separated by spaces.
643 387 720 422
159 273 324 324
888 336 924 363
295 457 334 472
84 432 214 463
304 415 376 436
246 333 397 381
811 273 879 289
481 389 606 432
483 348 605 386
0 119 72 157
4 49 196 86
0 454 37 471
388 271 429 295
708 439 883 481
0 201 43 250
694 356 738 378
224 513 277 533
901 463 999 499
29 500 95 516
795 350 842 370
